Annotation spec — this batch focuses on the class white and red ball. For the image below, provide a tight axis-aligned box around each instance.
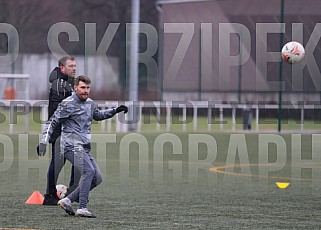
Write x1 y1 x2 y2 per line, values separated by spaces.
281 41 305 64
56 184 68 199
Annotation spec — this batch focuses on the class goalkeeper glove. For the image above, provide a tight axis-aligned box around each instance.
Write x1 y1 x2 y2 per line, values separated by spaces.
37 143 47 156
115 105 128 114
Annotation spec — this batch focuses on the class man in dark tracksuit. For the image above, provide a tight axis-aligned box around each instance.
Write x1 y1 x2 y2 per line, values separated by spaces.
37 75 128 217
41 56 77 205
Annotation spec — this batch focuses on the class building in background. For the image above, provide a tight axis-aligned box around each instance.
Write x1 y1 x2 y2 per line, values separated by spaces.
157 0 321 104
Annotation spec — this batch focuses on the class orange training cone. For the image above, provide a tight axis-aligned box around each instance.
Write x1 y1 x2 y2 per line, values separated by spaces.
25 191 44 204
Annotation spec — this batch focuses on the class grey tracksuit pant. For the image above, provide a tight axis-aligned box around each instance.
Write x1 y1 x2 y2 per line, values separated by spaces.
64 145 102 209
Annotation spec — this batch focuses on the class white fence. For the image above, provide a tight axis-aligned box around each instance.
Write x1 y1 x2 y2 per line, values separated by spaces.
0 54 120 100
0 100 320 134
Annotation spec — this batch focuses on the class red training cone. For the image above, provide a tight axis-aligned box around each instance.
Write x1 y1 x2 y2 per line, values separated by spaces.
25 191 44 204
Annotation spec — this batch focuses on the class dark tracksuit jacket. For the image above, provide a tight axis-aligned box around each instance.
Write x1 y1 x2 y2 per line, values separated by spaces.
48 67 74 143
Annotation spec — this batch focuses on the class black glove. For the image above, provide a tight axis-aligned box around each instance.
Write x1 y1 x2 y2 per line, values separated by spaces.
115 105 128 114
37 143 47 156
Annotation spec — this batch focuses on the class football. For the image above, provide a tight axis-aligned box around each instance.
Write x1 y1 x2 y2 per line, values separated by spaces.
281 41 305 64
56 184 68 199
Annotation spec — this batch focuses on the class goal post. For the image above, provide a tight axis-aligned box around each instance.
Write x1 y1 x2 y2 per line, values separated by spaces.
0 74 30 100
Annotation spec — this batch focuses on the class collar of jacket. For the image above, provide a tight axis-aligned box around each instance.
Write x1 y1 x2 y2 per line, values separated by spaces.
49 67 68 82
72 92 88 102
57 69 68 81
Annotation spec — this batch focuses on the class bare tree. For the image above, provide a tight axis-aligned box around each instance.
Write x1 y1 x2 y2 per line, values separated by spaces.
0 0 158 54
0 0 66 53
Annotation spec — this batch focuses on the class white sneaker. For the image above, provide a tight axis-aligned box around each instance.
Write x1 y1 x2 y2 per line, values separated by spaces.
75 208 96 218
58 198 75 216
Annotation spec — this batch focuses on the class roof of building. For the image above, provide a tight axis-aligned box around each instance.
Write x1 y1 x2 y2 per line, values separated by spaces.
157 0 210 5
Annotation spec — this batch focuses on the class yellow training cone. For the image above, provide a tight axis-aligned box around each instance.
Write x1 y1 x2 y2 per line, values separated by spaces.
276 182 290 189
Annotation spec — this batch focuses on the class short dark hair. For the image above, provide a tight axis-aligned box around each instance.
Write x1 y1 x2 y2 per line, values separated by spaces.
75 75 91 85
58 56 75 68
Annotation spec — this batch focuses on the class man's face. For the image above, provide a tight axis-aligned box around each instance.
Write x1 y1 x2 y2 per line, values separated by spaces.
61 59 76 78
74 81 90 101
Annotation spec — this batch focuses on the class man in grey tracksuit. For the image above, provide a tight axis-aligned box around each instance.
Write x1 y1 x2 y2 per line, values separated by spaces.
37 75 128 218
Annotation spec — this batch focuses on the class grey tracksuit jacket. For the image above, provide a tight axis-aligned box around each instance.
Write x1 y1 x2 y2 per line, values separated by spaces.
41 92 116 151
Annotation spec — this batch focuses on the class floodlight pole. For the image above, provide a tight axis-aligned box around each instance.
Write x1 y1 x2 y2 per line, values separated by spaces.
129 0 140 131
278 0 285 132
238 30 243 104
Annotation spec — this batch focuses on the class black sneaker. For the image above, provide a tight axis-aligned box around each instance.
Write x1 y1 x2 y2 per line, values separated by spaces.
58 198 75 216
42 194 60 206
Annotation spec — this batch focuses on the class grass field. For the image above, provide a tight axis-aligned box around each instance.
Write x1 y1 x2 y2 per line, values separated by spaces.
1 132 321 229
